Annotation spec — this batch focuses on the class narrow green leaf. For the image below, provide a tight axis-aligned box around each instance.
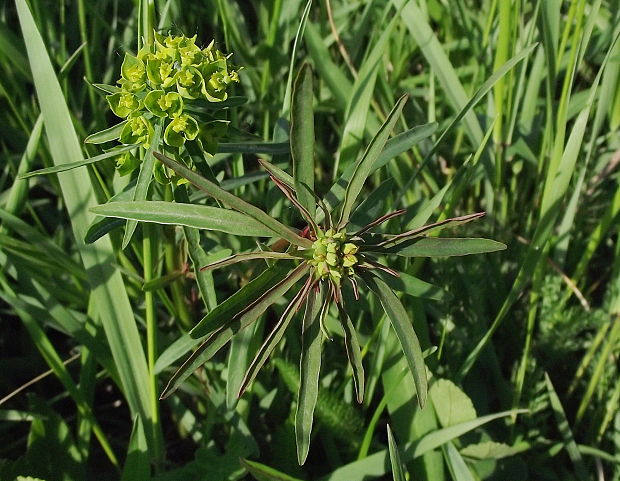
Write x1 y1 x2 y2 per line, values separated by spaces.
291 63 315 218
122 120 162 249
338 95 408 227
154 151 312 248
189 264 292 339
120 416 150 481
545 373 589 481
412 409 528 458
201 251 303 271
161 264 310 399
226 320 256 410
217 141 290 154
91 201 280 237
16 0 153 451
362 273 427 408
240 277 314 399
382 237 507 257
19 145 135 179
84 121 127 144
337 16 398 172
378 212 487 248
296 284 323 464
387 425 406 481
321 123 437 223
444 442 475 481
240 458 305 481
84 181 136 244
258 158 295 190
338 301 364 403
374 270 443 301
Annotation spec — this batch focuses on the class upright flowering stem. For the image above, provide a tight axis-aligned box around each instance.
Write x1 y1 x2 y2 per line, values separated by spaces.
138 0 163 467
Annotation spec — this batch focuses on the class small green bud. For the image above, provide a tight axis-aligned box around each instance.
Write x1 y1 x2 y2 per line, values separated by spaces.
326 252 339 267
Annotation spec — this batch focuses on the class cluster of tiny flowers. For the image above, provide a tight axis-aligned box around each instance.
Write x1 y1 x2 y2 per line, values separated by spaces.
310 229 359 283
108 32 240 176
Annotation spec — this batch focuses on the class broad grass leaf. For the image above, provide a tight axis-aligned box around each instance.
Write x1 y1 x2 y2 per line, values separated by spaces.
16 0 153 451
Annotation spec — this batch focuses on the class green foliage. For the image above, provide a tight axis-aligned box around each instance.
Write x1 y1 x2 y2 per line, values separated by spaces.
2 0 619 480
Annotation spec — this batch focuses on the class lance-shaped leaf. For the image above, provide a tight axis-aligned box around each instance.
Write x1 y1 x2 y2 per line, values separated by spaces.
337 301 364 403
239 459 305 481
296 283 323 464
387 425 407 481
160 264 310 399
239 276 315 400
379 237 507 257
122 119 163 249
258 158 295 190
189 264 292 339
19 145 136 179
155 266 287 374
291 63 315 218
362 272 427 408
154 151 312 248
84 121 126 144
201 251 303 271
217 141 290 155
376 212 486 247
91 201 280 237
338 95 408 228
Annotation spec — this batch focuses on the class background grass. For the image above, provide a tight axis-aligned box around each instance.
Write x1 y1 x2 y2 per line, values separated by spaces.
1 0 620 480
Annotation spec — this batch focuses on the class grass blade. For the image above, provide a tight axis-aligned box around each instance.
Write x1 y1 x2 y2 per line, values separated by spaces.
19 145 136 179
387 425 406 481
291 62 315 218
16 0 154 451
91 201 281 237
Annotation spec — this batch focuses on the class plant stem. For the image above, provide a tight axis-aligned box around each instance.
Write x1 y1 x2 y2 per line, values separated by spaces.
143 222 163 466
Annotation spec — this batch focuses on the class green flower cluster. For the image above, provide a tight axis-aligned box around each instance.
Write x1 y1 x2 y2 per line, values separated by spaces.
107 32 240 176
309 229 360 283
